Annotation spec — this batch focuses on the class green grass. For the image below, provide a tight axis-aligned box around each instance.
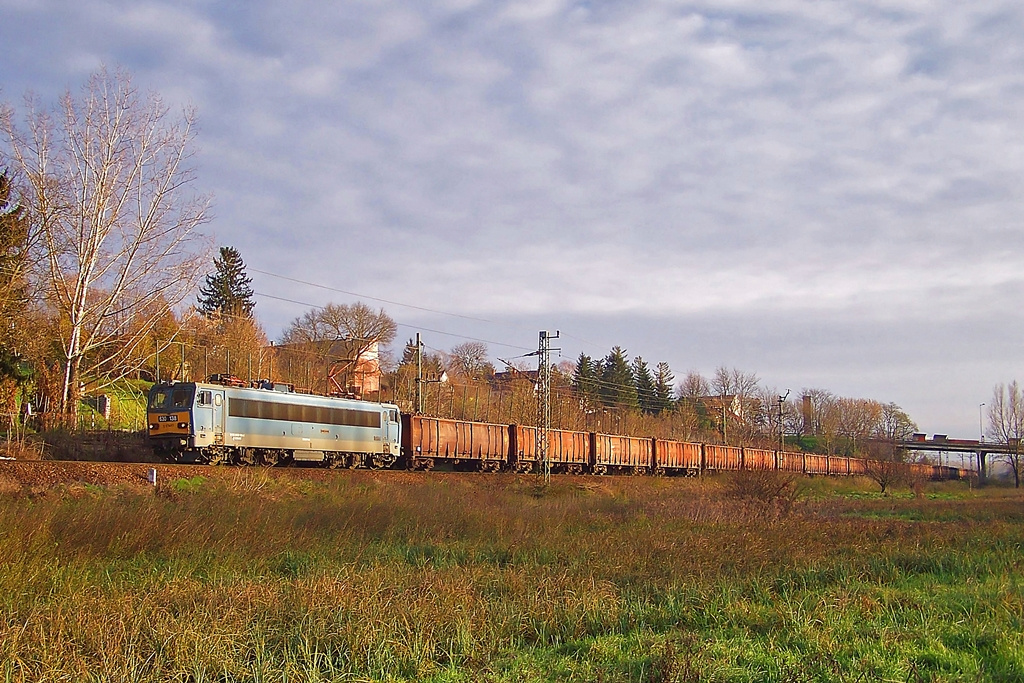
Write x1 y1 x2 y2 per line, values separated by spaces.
169 475 206 493
106 378 152 430
0 473 1020 681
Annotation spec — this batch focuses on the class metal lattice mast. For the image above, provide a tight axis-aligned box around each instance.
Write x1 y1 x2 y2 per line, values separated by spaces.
536 330 559 484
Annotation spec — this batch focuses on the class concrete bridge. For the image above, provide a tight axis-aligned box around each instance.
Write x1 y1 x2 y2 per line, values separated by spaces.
893 433 1018 481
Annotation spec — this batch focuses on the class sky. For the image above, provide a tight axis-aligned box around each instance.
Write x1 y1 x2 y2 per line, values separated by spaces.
2 0 1023 439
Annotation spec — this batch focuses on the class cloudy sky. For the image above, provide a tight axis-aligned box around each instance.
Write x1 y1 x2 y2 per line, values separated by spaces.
3 0 1023 438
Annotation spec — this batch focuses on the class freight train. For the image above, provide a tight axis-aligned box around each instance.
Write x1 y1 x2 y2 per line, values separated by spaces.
147 377 969 481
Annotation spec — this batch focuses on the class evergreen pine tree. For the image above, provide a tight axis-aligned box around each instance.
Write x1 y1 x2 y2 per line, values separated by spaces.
197 246 256 318
399 338 419 366
632 355 657 414
654 362 675 414
573 353 600 410
599 346 638 410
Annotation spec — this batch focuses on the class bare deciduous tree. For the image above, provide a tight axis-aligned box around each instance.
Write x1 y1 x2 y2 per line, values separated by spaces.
876 402 917 442
862 447 906 494
280 301 397 394
281 301 396 354
448 341 493 381
677 371 710 400
987 381 1024 488
863 403 917 493
756 386 801 448
835 398 882 453
712 366 760 400
1 68 211 415
174 309 269 382
800 389 835 437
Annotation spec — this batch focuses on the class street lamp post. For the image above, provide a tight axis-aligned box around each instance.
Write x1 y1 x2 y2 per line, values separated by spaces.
976 402 986 477
979 403 985 443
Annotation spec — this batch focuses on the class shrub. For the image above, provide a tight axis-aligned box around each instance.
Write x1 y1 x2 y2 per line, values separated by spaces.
723 470 801 518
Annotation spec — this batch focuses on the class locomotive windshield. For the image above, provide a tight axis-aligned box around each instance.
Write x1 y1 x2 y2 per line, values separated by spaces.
148 384 194 411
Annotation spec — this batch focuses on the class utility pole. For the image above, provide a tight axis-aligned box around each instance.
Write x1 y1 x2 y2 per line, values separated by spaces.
721 394 727 445
537 330 559 485
778 389 790 453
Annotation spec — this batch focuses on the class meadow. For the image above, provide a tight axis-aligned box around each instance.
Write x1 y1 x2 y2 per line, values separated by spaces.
0 469 1021 682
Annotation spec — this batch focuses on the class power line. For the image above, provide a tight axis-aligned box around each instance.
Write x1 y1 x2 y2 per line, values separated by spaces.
250 267 494 323
254 291 533 353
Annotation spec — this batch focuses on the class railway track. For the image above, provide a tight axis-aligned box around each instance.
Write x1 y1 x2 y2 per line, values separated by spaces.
0 458 542 493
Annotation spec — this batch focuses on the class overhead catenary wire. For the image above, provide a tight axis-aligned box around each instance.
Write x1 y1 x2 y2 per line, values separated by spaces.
250 267 494 323
253 291 534 353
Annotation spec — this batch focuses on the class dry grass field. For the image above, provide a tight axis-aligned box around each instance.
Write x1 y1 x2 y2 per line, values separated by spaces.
0 465 1021 682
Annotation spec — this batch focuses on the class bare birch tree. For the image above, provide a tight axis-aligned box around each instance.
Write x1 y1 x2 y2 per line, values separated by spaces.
1 68 211 416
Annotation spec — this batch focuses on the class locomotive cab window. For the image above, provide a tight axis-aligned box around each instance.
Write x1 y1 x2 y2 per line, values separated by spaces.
148 386 193 411
198 391 212 406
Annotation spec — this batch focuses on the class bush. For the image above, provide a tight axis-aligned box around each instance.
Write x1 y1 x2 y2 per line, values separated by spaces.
724 470 801 518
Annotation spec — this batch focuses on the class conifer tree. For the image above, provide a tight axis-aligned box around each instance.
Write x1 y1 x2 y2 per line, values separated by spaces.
632 355 657 414
599 347 637 410
573 353 601 410
197 246 255 318
654 362 675 414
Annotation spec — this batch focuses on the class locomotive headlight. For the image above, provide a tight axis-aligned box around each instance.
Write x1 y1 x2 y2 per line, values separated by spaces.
178 423 188 429
150 424 158 430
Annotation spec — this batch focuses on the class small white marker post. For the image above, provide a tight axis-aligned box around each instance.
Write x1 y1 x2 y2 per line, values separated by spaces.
147 468 157 486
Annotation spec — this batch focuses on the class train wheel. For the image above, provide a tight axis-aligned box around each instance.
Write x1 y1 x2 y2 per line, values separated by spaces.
207 449 230 466
593 464 607 476
367 454 394 470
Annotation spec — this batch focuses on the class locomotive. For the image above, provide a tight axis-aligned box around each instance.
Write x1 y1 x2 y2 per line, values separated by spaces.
147 376 969 481
146 376 401 468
